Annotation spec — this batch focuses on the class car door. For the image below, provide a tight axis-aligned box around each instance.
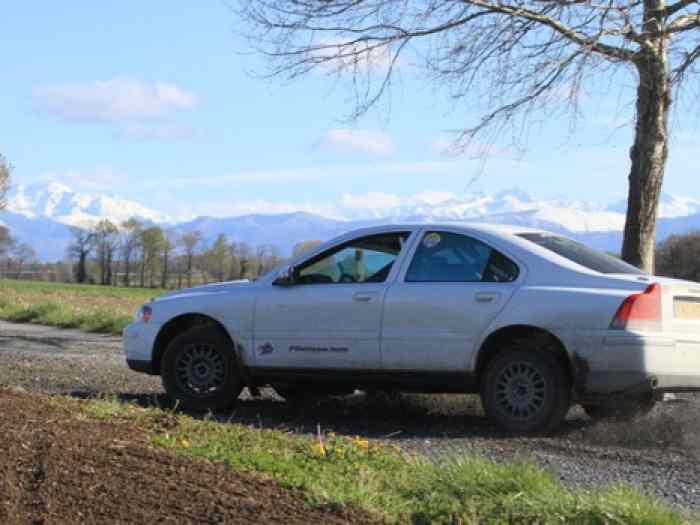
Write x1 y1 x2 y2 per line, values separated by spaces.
253 230 413 370
381 229 521 372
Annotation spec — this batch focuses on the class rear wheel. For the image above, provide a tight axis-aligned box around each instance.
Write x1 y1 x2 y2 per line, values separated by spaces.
481 347 570 434
583 396 656 420
162 326 243 411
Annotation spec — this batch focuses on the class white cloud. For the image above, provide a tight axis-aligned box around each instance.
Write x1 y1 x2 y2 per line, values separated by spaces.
340 192 401 211
33 78 199 123
319 128 396 156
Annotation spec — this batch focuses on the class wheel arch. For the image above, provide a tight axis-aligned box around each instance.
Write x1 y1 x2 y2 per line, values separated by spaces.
474 324 574 389
151 313 240 375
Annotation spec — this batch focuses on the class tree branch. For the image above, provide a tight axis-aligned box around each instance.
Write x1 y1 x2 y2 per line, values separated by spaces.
671 41 700 80
462 0 637 61
664 0 698 17
664 11 700 32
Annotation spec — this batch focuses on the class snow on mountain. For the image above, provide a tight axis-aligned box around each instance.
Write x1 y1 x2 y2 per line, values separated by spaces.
7 181 171 228
4 181 700 261
607 193 700 219
366 188 625 233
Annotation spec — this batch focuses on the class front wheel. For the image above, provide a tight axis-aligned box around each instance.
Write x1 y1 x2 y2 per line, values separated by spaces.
161 326 243 411
481 348 570 434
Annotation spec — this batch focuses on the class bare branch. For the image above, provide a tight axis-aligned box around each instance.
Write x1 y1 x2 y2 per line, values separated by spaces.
672 41 700 80
665 11 700 32
664 0 699 17
463 0 637 60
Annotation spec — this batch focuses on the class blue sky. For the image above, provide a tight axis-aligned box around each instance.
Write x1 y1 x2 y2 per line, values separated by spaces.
2 1 698 220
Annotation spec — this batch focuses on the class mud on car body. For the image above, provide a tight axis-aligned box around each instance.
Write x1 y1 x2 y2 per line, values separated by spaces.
124 223 700 434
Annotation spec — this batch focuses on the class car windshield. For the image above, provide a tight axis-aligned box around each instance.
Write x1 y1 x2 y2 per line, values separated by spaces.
518 233 645 275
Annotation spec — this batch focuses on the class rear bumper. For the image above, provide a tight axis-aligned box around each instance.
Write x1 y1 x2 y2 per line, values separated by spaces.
582 333 700 396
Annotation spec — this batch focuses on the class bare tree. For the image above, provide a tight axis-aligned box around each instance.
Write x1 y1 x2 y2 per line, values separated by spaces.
180 230 202 287
255 244 282 276
0 153 11 211
140 226 165 288
68 227 95 283
239 0 700 271
160 230 176 289
204 234 229 283
0 226 15 263
93 219 119 285
120 218 143 287
292 240 322 258
12 243 36 275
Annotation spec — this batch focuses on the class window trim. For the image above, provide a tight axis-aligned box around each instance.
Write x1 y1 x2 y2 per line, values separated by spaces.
398 228 522 285
292 230 415 286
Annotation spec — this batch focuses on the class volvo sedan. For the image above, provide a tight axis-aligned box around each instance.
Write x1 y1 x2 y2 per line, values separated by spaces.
124 224 700 433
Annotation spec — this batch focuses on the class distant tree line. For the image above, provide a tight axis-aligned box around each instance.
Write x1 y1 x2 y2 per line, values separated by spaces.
62 218 299 288
655 232 700 282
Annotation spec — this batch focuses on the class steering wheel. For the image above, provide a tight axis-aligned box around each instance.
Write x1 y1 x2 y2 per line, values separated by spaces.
339 273 357 283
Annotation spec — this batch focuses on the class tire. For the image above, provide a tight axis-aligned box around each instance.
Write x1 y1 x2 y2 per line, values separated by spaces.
161 326 243 411
583 396 656 421
480 347 571 434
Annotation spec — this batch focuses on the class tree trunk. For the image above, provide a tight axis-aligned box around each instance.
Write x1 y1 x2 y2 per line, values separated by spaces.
139 256 146 288
123 253 131 287
621 6 670 273
161 251 169 289
76 251 87 283
187 254 193 288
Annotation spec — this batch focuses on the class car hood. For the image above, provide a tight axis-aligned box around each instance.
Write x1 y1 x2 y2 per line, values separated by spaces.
155 279 252 301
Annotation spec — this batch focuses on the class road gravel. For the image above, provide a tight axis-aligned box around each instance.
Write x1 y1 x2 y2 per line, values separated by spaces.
1 319 699 511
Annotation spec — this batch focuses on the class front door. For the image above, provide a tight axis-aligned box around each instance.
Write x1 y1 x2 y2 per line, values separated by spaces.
381 230 521 371
254 231 411 370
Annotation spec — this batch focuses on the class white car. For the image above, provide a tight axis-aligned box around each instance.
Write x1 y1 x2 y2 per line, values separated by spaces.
124 223 700 433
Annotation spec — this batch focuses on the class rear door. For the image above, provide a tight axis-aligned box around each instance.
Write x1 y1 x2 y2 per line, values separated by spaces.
381 229 521 371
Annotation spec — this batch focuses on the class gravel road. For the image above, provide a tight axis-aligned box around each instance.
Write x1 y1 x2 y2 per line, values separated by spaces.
1 320 699 511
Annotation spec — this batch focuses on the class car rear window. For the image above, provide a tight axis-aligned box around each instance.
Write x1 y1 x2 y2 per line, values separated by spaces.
518 233 645 275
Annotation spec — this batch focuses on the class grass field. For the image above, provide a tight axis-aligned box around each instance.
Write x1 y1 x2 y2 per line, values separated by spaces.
0 279 162 334
75 396 689 525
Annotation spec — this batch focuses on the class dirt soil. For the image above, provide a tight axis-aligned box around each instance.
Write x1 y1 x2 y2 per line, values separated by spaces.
1 319 700 511
0 389 375 525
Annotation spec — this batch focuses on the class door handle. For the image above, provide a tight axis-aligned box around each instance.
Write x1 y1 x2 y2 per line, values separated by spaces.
353 292 377 303
475 292 500 304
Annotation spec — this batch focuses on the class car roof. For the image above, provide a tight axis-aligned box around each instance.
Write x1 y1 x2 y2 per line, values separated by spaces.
353 222 551 237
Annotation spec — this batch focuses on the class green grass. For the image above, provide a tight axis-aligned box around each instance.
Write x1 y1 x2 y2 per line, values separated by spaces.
0 279 162 334
77 397 691 525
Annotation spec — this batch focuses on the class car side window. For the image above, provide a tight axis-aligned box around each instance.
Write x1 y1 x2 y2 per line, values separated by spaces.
297 232 410 285
405 231 518 283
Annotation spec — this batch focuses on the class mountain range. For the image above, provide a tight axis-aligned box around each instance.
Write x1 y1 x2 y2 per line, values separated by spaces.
3 181 700 261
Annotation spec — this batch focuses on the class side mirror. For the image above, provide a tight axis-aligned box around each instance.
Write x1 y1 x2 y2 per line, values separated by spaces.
273 266 297 286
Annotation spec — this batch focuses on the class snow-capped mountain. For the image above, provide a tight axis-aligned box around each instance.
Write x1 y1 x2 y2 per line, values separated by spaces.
7 181 171 228
345 188 700 234
5 182 700 261
607 193 700 219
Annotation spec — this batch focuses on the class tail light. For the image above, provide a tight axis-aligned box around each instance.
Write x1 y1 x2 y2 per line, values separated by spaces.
610 283 661 331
